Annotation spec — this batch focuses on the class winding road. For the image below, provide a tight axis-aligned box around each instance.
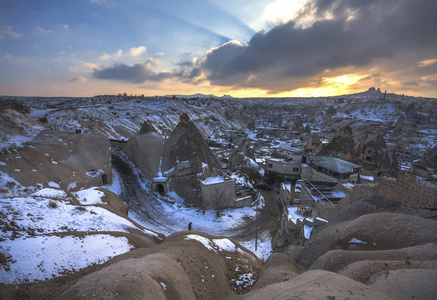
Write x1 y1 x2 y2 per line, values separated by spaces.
111 150 282 254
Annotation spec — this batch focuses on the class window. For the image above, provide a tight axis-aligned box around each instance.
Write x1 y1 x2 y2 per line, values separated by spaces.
267 163 273 168
293 167 299 172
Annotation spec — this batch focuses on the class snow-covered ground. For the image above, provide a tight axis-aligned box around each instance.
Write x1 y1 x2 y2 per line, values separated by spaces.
0 174 271 285
128 193 272 260
0 187 157 284
239 230 273 261
107 157 273 260
0 235 132 284
1 188 156 238
335 103 397 122
130 199 256 236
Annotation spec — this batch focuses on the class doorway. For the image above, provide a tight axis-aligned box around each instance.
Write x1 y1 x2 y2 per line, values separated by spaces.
156 183 165 195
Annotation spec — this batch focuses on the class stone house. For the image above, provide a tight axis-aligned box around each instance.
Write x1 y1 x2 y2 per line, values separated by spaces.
279 181 302 206
304 135 324 156
199 173 236 210
318 125 358 162
412 163 434 181
225 129 247 144
356 133 399 177
256 127 288 139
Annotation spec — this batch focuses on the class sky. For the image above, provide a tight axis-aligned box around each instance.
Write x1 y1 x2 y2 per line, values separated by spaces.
0 0 436 98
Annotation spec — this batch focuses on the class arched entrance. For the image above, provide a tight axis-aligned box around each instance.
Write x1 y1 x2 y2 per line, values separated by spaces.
156 183 165 195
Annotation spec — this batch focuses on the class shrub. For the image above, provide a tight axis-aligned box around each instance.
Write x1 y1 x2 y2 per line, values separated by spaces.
74 206 87 212
38 115 48 123
48 200 58 208
0 252 7 265
6 181 16 188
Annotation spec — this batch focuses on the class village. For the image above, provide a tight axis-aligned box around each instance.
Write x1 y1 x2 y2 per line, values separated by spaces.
1 89 437 299
3 90 436 232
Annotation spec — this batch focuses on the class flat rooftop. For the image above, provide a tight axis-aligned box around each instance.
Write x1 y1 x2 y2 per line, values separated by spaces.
309 156 361 174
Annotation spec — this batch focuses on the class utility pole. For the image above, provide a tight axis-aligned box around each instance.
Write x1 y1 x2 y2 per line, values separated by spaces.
255 193 258 251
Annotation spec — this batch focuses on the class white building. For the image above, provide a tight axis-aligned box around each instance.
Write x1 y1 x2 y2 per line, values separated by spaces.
265 157 302 180
199 175 236 210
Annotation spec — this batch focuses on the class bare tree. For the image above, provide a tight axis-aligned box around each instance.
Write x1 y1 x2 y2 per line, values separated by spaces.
211 185 227 218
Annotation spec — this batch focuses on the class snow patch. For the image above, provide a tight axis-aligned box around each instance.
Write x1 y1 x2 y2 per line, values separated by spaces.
303 225 313 239
86 169 104 178
74 187 105 205
0 234 133 284
212 238 238 252
32 188 68 199
67 182 77 190
201 176 225 185
349 237 375 245
103 168 122 196
232 272 255 290
0 194 154 238
48 182 60 189
185 234 216 252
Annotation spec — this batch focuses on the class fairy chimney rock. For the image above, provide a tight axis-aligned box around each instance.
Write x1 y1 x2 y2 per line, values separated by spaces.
139 121 156 134
161 114 219 176
319 125 357 161
338 125 353 137
180 113 190 123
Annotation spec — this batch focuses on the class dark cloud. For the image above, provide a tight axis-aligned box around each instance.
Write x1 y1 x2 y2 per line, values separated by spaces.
91 0 437 95
177 60 194 67
197 0 437 93
92 62 172 83
173 59 204 83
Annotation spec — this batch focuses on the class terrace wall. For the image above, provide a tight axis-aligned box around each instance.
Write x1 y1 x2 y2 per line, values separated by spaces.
318 172 437 220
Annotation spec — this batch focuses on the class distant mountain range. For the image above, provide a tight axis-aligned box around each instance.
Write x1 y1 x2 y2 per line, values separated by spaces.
164 93 233 99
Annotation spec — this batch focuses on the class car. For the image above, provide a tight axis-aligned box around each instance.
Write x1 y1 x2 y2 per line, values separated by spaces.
257 183 270 190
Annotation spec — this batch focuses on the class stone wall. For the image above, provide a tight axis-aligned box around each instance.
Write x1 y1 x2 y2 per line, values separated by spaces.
109 139 127 150
318 172 437 220
392 173 437 208
233 195 253 208
300 186 316 207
